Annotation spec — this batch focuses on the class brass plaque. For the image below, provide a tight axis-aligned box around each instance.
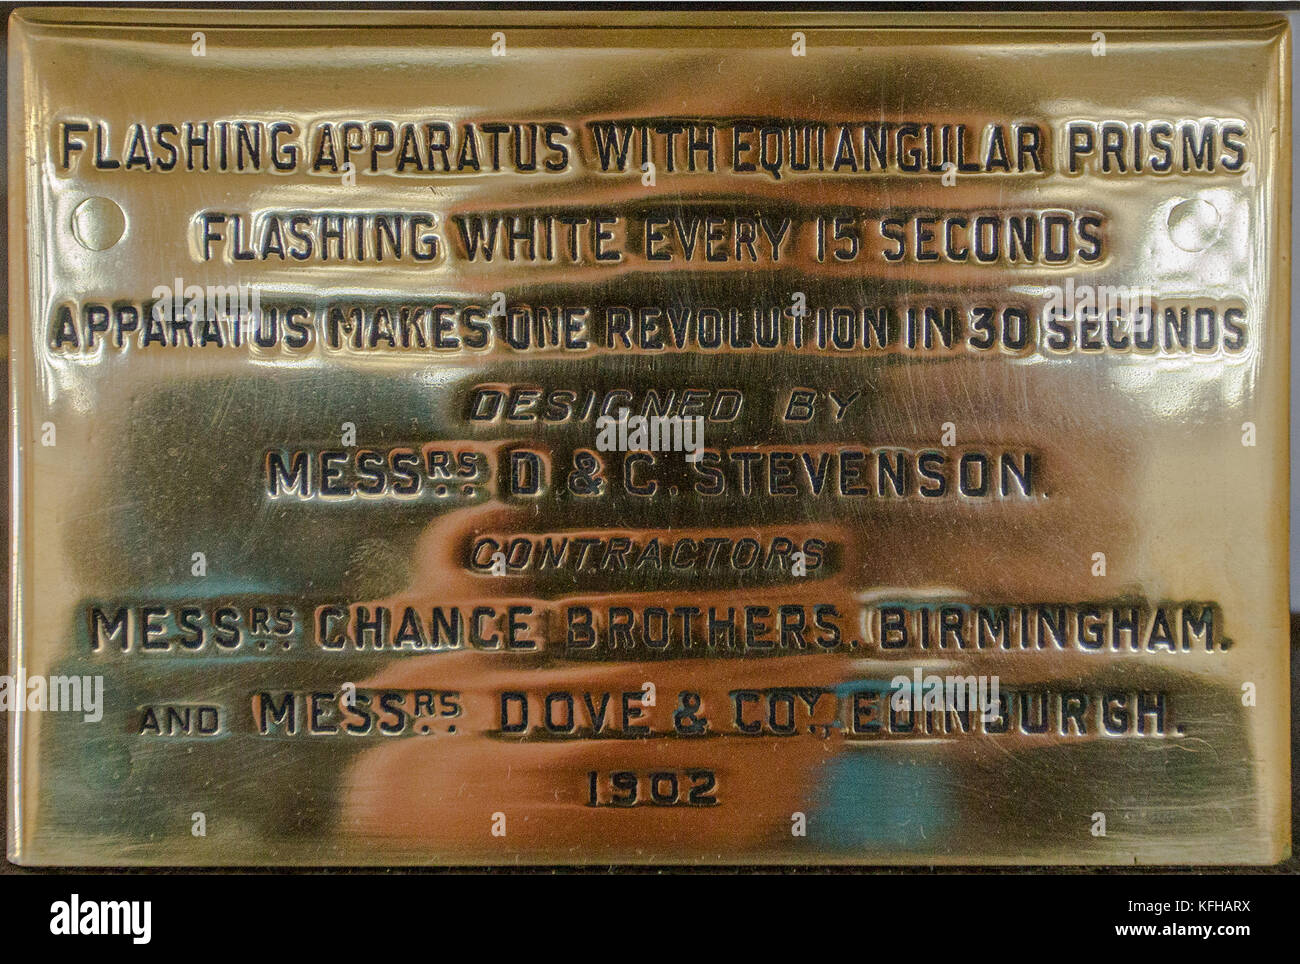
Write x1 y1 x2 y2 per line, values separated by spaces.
7 9 1290 865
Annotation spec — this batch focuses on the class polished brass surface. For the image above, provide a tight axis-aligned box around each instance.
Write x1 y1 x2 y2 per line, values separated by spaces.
7 9 1291 865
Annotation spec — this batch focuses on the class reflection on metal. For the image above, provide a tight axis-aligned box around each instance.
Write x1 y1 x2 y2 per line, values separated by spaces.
7 9 1290 865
